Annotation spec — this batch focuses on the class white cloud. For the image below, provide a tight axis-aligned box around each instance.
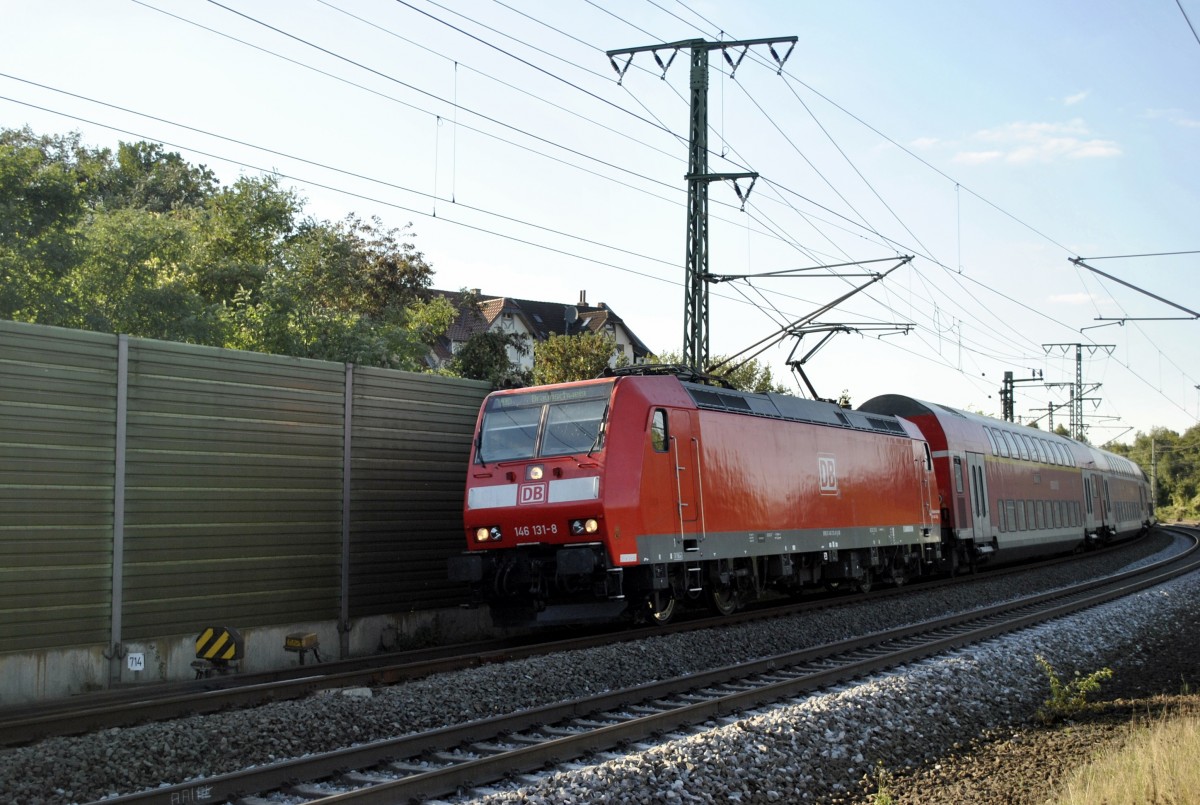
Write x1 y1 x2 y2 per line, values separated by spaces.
909 136 941 149
952 150 1004 165
1049 292 1100 306
1144 108 1200 128
1064 90 1090 106
953 119 1120 164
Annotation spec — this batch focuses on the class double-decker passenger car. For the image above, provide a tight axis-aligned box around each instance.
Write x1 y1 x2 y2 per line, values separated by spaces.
859 395 1153 564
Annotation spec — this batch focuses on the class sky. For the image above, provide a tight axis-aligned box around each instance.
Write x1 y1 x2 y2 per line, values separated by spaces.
2 0 1198 444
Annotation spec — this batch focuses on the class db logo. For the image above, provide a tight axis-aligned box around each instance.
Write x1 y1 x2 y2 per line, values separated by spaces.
818 456 838 495
518 483 547 505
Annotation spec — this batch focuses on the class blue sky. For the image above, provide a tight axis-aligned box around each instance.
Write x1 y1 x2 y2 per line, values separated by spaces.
3 1 1198 442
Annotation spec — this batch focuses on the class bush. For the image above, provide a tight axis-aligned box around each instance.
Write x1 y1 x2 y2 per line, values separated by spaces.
1035 654 1113 724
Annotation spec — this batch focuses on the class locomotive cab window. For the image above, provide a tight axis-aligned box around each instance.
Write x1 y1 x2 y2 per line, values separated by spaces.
651 409 668 452
477 381 614 463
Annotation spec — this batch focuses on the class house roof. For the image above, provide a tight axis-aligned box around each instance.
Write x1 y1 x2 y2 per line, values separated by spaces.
430 289 653 358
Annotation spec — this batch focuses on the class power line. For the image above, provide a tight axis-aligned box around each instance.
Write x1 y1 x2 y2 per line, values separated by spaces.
1178 0 1200 47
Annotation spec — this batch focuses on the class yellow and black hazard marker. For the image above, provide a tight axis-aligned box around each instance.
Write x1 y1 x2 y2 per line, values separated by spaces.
195 626 244 664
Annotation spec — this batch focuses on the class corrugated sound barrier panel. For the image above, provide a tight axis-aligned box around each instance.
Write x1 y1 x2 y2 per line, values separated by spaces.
349 368 489 615
0 319 491 653
120 339 348 639
0 321 118 650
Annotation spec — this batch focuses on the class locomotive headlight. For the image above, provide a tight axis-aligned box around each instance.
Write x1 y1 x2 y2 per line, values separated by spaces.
570 518 600 535
475 526 502 543
527 465 544 480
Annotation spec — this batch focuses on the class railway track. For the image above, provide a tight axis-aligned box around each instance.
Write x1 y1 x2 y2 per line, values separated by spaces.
84 527 1198 805
0 533 1151 747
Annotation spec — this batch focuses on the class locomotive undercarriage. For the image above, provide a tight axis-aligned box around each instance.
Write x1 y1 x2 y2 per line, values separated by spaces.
456 540 945 626
634 543 942 623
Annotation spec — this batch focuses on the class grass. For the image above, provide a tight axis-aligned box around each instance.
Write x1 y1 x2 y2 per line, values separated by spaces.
869 760 895 805
1052 708 1200 804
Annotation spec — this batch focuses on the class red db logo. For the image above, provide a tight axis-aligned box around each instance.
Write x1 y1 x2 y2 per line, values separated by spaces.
519 483 547 505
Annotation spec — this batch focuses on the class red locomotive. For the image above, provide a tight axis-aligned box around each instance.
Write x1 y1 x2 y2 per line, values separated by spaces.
449 369 1153 625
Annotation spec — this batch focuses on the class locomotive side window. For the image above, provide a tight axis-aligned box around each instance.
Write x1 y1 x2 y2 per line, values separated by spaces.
953 457 964 493
985 428 999 455
651 409 668 453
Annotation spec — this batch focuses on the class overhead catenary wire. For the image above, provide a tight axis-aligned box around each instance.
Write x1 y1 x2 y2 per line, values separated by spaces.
10 0 1194 427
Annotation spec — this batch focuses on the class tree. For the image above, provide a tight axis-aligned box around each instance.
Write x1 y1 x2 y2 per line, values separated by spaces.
222 214 445 368
69 206 222 343
0 126 464 368
534 331 625 384
450 331 532 388
0 128 104 323
1105 426 1200 521
655 351 791 394
99 141 217 212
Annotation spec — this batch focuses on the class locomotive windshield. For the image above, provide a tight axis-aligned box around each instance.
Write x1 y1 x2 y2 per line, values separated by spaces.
477 381 613 463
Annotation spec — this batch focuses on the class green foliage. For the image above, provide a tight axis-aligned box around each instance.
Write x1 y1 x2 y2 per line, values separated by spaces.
101 140 217 212
1035 654 1113 725
450 330 532 388
1108 425 1200 521
870 761 896 805
655 350 792 393
0 126 456 370
533 331 625 384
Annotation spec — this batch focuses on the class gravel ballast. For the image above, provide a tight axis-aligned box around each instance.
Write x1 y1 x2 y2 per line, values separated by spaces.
0 532 1191 805
467 560 1200 804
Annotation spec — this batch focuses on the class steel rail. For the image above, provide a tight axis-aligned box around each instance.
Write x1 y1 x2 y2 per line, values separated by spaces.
85 529 1196 805
8 533 1149 747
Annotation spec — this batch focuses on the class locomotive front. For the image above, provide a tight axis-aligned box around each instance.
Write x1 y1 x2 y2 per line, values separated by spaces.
449 379 627 623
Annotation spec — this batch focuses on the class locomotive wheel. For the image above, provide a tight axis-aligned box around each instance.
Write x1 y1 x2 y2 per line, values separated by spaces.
855 569 874 594
646 593 677 625
706 584 738 616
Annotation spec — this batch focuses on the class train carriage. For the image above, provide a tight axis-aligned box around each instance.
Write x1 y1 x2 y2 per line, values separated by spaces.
859 395 1153 565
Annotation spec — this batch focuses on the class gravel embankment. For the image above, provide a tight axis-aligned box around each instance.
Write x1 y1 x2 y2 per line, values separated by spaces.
0 532 1189 805
465 535 1200 804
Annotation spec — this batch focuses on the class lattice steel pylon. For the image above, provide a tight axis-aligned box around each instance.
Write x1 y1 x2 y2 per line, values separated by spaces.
608 36 796 372
1043 343 1115 440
